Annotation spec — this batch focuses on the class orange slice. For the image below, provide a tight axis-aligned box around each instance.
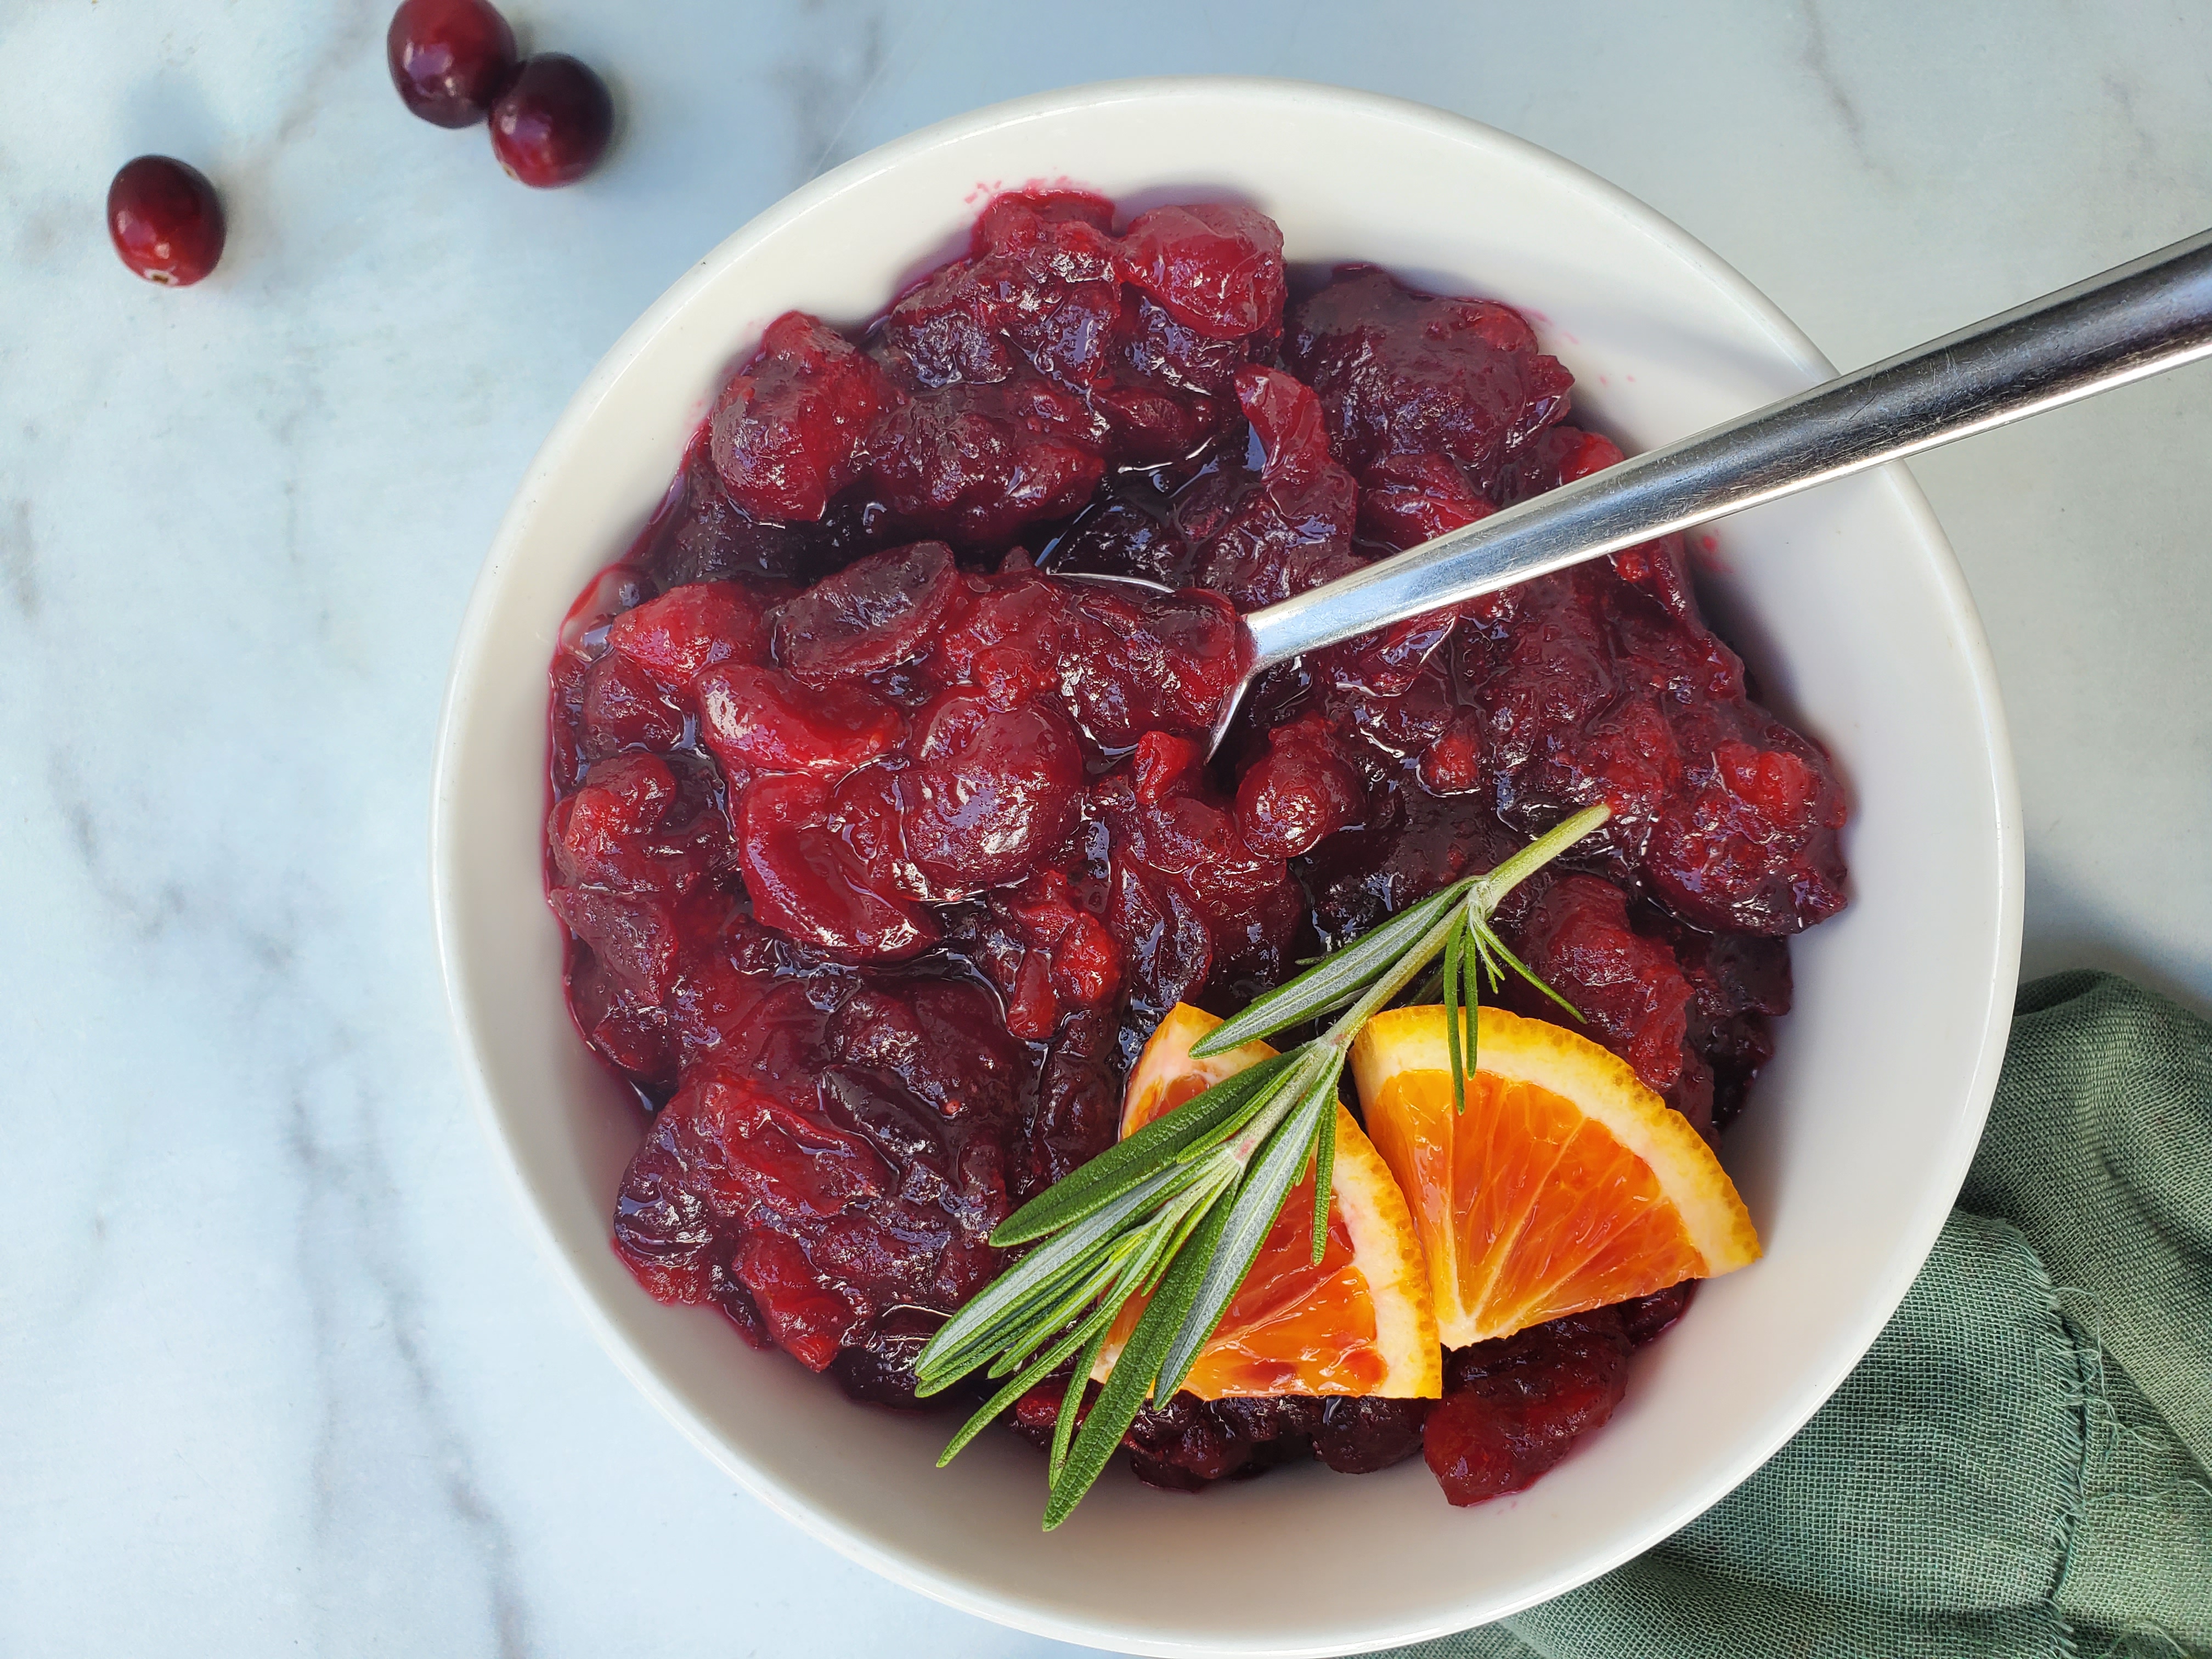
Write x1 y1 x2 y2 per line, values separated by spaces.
1092 1004 1439 1399
1351 1005 1760 1346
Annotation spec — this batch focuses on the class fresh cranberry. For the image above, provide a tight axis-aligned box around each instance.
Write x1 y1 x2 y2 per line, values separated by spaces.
385 0 517 127
106 157 225 287
489 53 613 188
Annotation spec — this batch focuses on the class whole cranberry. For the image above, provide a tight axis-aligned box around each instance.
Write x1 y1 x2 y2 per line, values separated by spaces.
489 54 614 188
386 0 518 128
106 156 225 286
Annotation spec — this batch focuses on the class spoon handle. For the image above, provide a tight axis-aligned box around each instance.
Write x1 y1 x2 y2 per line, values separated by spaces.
1242 227 2212 672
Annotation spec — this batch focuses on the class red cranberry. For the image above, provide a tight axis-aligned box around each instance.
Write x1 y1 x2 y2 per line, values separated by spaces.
865 377 1107 548
106 157 225 287
772 542 961 687
1286 267 1573 495
695 663 904 778
735 774 938 961
1506 874 1698 1104
1617 1280 1696 1345
712 314 902 524
899 692 1084 890
1235 716 1364 859
578 649 685 758
489 54 614 188
1119 202 1288 338
607 580 774 686
1425 1311 1632 1505
1357 451 1496 549
1312 1396 1431 1474
386 0 517 128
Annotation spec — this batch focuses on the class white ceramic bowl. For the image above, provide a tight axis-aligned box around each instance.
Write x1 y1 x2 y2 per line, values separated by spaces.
432 78 2022 1658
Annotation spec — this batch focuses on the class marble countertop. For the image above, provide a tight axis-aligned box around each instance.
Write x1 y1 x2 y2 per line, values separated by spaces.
4 4 2207 1654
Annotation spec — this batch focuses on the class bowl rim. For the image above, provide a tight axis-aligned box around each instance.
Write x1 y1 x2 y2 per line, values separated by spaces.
431 74 2023 1655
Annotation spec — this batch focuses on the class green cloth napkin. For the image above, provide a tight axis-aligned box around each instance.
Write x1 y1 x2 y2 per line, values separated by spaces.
1383 972 2212 1659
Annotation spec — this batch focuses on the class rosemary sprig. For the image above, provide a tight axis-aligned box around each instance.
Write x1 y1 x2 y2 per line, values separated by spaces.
915 802 1610 1528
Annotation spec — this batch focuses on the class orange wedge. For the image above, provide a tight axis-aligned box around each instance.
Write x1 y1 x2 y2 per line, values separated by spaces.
1351 1005 1760 1346
1091 1004 1439 1400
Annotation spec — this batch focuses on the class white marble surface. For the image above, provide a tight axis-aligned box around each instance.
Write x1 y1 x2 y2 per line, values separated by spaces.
2 4 2207 1655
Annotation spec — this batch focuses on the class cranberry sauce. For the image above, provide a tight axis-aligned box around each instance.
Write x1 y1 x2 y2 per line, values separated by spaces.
544 190 1846 1483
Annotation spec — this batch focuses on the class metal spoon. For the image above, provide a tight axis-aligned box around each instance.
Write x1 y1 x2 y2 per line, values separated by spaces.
1073 227 2212 752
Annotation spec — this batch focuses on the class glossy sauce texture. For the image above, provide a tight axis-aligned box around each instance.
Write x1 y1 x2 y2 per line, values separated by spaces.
544 189 1845 1489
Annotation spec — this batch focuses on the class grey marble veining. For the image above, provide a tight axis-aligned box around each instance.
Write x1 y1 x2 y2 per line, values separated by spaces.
1 3 2205 1655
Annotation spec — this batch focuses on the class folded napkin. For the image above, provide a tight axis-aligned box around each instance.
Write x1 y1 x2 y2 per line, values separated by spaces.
1383 972 2212 1659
